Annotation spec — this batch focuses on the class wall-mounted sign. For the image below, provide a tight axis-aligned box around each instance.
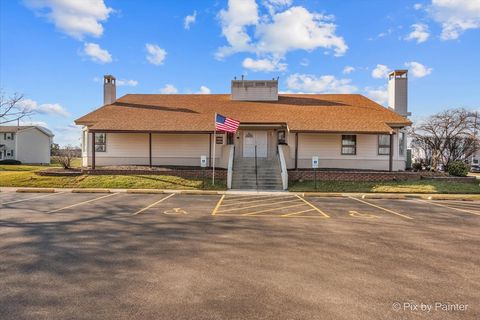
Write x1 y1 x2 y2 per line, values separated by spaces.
312 156 319 169
200 155 207 167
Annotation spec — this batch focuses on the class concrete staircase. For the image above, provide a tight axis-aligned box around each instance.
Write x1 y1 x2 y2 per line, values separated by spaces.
231 157 283 190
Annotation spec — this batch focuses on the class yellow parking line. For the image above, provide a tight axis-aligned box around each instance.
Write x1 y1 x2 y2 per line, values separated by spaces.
348 197 413 220
242 203 306 216
132 193 175 215
1 192 66 205
417 199 480 216
211 195 225 216
217 198 300 213
281 208 316 217
220 196 296 207
48 193 119 213
295 195 330 218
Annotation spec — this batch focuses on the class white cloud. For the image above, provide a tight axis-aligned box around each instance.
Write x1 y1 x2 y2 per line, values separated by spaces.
371 64 390 79
414 3 423 10
117 79 138 86
405 61 432 77
145 43 167 65
428 0 480 40
286 73 357 93
364 86 388 105
19 120 49 128
343 66 355 74
24 0 113 40
53 123 82 147
20 99 70 117
405 23 430 43
300 58 309 66
196 86 211 94
242 57 287 72
160 84 178 94
83 42 112 63
216 0 347 64
184 10 197 29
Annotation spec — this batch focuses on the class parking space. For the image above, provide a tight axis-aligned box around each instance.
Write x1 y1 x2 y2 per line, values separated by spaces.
1 191 479 319
212 194 329 218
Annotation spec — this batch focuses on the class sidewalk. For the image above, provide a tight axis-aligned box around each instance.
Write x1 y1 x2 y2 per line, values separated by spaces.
1 187 479 200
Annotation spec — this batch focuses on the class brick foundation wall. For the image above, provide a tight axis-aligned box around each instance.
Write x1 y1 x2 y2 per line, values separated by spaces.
81 168 227 179
287 170 477 183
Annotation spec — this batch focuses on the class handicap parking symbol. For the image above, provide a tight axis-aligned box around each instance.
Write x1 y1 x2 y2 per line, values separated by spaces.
163 208 188 215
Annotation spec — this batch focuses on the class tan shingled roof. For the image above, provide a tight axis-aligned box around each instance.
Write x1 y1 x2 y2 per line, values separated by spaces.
75 94 411 133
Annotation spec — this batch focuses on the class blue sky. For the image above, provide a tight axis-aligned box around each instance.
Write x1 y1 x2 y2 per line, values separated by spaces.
1 0 479 146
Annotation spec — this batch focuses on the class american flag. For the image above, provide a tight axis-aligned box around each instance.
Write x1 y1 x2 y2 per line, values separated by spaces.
215 113 240 133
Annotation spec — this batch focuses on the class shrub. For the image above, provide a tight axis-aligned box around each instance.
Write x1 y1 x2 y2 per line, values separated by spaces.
447 161 470 177
0 159 22 165
412 162 423 171
51 146 77 169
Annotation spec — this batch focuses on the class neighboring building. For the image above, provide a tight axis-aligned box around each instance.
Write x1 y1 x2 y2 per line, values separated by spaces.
0 126 54 164
75 72 411 189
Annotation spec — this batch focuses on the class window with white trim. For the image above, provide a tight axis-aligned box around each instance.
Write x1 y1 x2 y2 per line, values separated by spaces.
399 132 405 156
95 133 106 152
341 135 356 155
378 135 391 155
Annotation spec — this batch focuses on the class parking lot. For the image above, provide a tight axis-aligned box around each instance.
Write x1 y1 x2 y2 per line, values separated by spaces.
1 191 479 319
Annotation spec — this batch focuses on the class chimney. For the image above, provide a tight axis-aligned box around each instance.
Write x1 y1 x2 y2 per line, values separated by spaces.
388 70 410 117
103 75 116 105
231 77 278 101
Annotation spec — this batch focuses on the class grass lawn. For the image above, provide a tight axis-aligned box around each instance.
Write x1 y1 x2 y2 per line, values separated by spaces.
289 179 480 194
0 171 225 190
0 158 82 172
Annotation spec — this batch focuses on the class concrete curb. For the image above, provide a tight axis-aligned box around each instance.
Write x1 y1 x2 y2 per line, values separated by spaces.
16 188 56 193
361 194 407 200
71 189 111 193
0 187 478 200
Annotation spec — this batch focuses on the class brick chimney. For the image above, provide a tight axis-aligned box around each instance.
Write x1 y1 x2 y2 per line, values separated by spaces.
103 75 116 105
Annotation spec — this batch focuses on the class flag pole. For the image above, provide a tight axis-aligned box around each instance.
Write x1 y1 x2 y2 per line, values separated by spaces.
212 112 216 185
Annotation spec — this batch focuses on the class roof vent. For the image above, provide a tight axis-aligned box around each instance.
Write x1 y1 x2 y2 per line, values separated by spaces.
231 77 278 101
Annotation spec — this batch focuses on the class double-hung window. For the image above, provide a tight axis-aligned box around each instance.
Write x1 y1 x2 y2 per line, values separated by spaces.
378 135 391 155
399 132 405 156
341 135 356 155
95 133 107 152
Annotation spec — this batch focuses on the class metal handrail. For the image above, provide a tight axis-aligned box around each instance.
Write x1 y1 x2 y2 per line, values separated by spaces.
254 145 258 189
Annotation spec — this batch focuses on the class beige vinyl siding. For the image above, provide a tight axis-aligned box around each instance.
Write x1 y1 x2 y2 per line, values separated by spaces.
284 131 406 171
84 132 228 168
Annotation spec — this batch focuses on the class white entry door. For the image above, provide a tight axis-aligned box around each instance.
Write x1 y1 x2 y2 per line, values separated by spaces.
243 131 268 158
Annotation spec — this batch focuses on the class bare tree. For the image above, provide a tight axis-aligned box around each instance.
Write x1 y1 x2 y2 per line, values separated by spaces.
0 91 33 125
52 146 78 169
410 108 480 169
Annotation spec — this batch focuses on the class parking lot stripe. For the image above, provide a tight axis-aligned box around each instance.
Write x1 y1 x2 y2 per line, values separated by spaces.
217 198 300 213
1 192 66 205
348 197 413 220
281 208 316 217
132 193 175 215
211 195 225 216
296 195 330 218
220 196 296 207
242 203 306 216
417 199 480 216
48 193 119 213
